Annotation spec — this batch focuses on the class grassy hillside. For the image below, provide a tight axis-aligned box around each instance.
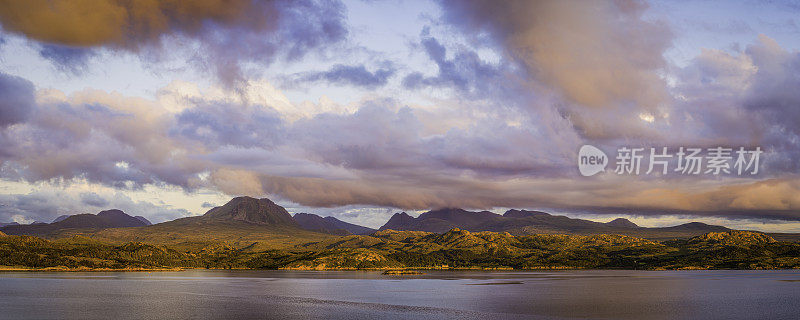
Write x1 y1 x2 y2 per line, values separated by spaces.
68 219 337 251
1 228 799 271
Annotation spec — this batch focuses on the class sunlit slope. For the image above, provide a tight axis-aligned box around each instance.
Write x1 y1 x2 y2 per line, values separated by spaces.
88 219 335 251
2 229 799 270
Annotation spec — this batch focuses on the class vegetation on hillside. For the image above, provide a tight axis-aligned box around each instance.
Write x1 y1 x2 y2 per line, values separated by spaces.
1 229 799 271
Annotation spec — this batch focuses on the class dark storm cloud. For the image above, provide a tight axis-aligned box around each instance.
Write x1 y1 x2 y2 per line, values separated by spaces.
295 63 395 88
0 0 347 86
0 72 34 127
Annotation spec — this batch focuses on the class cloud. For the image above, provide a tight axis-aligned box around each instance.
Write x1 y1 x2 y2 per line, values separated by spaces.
80 192 109 207
293 63 395 88
0 189 190 224
200 202 217 208
0 72 34 127
671 35 800 175
3 55 800 222
741 35 800 173
172 101 285 149
402 29 505 96
0 82 205 188
0 75 577 210
432 0 677 141
0 0 280 46
438 0 672 111
38 43 95 74
209 168 264 196
0 0 348 86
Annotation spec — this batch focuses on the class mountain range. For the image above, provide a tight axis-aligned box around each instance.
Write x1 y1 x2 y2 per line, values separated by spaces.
1 196 797 245
0 209 152 236
294 213 376 235
2 196 799 271
379 208 732 240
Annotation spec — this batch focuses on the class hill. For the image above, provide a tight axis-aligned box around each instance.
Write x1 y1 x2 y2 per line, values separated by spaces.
379 208 731 240
1 209 149 237
294 213 376 235
2 229 798 270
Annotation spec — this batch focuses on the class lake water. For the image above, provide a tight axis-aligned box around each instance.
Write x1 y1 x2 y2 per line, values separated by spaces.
1 270 799 319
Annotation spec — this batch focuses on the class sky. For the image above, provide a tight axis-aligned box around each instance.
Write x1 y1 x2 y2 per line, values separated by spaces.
1 0 800 231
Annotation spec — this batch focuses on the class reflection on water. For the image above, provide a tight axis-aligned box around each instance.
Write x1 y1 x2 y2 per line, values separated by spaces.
1 270 799 320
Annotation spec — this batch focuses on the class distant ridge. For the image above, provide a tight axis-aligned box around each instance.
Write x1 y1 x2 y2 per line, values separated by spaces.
294 213 375 235
503 209 550 218
53 213 151 225
379 208 731 240
660 222 728 232
379 208 502 233
134 216 153 226
1 209 149 236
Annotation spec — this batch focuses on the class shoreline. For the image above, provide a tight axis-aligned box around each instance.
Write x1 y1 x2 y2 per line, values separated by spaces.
0 266 186 272
3 266 799 272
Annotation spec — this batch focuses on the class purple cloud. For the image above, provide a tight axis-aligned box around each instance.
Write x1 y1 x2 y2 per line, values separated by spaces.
294 63 395 88
0 72 34 128
38 44 96 74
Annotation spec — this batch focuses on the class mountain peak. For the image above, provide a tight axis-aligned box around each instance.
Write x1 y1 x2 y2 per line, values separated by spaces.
60 209 146 228
97 209 127 218
379 212 415 231
605 218 639 228
202 197 298 226
503 209 551 218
